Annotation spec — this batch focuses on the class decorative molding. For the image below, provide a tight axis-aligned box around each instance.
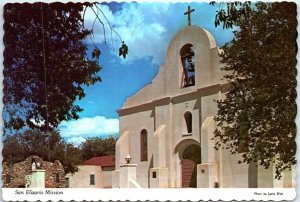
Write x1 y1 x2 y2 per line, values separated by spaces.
182 133 192 137
118 82 229 117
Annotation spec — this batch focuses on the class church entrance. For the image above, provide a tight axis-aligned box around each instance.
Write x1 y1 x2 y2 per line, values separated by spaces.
181 159 195 187
180 144 201 187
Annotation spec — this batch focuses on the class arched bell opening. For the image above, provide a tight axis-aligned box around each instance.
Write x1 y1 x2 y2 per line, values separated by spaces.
180 44 195 88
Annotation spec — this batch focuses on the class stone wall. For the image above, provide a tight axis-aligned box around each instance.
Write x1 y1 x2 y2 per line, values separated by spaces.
2 155 65 188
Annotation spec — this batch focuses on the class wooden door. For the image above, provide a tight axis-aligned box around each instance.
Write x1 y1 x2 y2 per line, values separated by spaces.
181 159 195 187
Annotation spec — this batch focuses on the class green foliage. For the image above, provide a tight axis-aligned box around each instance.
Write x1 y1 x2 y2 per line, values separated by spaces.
3 130 83 174
210 1 252 29
3 130 118 173
3 3 102 132
213 2 297 179
80 136 117 160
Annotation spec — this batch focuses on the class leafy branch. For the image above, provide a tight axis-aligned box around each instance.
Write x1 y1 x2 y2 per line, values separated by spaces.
210 1 252 29
83 3 128 59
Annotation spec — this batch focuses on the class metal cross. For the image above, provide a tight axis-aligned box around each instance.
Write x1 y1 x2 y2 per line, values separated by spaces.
184 5 195 26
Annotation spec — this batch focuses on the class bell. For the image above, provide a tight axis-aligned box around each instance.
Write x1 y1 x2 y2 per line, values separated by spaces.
184 76 195 87
187 57 192 63
187 63 195 72
188 76 195 85
189 50 194 57
181 52 190 59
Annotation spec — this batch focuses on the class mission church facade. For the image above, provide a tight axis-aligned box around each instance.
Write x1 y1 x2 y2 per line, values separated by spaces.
112 9 295 188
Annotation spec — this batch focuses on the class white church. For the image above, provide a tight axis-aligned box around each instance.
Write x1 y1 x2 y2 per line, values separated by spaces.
112 9 296 188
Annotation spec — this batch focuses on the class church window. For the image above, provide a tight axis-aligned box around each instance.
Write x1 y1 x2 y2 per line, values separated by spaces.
152 171 157 178
184 111 192 133
90 174 95 185
140 129 148 161
180 44 195 88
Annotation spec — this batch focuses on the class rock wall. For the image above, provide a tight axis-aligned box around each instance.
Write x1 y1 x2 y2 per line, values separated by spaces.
2 155 65 188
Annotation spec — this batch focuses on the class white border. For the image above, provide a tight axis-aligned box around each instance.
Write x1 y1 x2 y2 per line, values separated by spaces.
0 0 299 201
2 188 297 201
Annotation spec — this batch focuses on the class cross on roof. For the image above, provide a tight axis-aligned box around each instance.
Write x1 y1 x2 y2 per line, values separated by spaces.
184 5 195 26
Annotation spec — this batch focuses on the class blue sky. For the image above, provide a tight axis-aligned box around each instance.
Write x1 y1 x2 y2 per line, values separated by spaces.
59 2 236 145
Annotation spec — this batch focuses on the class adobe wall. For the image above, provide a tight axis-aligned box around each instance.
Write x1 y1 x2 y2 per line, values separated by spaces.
2 155 65 188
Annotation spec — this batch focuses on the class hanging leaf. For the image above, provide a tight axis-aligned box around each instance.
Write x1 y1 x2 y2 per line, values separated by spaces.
92 47 101 59
118 47 122 56
209 1 216 6
119 41 128 59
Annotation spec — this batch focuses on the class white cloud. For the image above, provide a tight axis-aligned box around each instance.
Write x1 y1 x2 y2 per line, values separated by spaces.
59 116 119 145
84 3 170 65
65 136 86 146
83 3 235 65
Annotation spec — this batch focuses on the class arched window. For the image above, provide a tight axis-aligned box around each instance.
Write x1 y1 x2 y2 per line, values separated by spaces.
140 129 148 161
184 111 192 134
180 44 195 88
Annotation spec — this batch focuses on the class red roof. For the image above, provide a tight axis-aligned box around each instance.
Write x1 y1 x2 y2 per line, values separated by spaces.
82 155 115 167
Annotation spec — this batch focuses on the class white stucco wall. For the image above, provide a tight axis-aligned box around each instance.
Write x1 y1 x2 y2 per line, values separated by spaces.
116 25 224 188
68 165 102 188
116 25 294 188
122 26 220 109
102 167 114 188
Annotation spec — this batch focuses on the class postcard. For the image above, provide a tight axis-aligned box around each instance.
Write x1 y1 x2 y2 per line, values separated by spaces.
1 0 297 201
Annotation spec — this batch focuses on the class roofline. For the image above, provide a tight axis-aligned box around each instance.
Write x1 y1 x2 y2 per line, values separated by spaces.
118 82 229 117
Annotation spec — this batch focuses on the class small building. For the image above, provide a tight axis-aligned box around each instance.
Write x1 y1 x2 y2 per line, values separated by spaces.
66 155 115 188
2 155 65 188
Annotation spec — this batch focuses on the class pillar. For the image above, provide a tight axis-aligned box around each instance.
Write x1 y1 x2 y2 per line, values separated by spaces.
29 169 46 188
112 170 120 188
119 164 137 188
197 163 218 188
201 117 216 163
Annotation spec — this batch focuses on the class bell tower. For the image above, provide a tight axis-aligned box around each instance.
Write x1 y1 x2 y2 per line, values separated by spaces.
180 44 195 88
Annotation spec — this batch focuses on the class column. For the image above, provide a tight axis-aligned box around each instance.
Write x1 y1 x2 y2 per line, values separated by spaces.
197 163 218 188
119 164 137 188
29 169 46 188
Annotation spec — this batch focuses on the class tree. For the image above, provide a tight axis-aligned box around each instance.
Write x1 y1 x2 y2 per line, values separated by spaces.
80 136 117 160
212 2 297 179
3 130 83 173
3 3 101 132
210 1 252 29
3 3 128 133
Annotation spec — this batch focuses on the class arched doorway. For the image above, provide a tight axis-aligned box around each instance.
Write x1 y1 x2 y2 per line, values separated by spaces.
175 139 201 188
178 144 201 188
